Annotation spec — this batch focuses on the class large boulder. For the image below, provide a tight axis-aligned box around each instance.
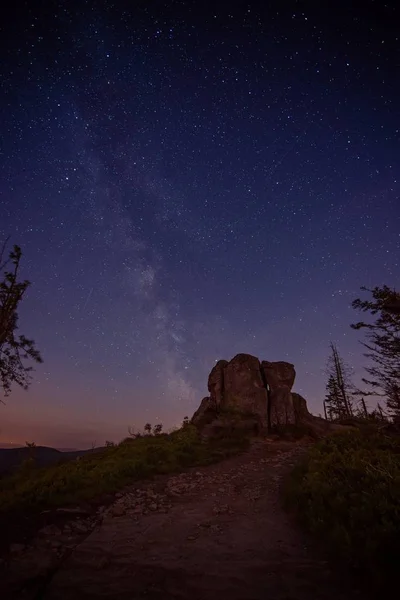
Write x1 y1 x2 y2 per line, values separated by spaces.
191 354 317 435
222 354 268 431
261 361 296 427
268 388 296 427
208 359 228 407
201 415 261 440
191 397 215 428
261 361 295 390
291 392 311 422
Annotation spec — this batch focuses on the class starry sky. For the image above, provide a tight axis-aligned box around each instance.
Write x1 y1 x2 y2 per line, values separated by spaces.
0 1 399 448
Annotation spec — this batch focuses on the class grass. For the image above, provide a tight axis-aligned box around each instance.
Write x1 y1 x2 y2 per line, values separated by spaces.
0 424 250 513
285 427 400 588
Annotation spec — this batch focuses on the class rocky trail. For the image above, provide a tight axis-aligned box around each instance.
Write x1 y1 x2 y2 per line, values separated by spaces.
2 439 363 600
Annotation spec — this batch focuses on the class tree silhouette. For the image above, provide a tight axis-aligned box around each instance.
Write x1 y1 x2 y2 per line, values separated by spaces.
351 285 400 418
325 342 354 418
324 375 345 420
153 423 163 435
0 241 42 400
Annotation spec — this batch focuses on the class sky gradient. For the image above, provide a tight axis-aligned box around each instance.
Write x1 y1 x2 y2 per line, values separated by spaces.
1 1 399 448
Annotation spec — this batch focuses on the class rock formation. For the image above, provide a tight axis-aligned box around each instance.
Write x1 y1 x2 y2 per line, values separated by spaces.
261 361 296 428
208 359 228 408
191 353 314 434
222 354 269 430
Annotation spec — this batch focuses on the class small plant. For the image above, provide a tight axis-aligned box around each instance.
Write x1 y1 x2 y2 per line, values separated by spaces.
25 440 37 463
153 423 163 435
127 426 142 439
105 440 115 447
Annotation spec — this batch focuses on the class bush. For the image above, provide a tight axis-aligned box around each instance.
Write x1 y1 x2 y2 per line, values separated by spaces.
0 424 250 514
285 429 400 588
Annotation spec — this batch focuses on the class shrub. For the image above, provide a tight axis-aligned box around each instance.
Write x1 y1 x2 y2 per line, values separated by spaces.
0 423 250 514
285 429 400 588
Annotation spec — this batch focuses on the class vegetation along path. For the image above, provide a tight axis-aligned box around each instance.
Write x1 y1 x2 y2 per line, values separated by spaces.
2 438 366 600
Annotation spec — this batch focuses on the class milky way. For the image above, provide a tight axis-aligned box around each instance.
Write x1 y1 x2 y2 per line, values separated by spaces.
0 1 399 447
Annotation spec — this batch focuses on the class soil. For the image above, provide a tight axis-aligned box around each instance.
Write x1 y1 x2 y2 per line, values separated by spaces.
1 438 365 600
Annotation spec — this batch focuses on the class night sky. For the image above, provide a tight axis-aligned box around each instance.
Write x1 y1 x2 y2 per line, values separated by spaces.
0 1 399 448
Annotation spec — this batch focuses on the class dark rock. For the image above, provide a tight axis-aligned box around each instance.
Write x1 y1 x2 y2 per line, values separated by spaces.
56 507 91 516
191 354 318 435
269 387 296 427
223 354 268 431
201 416 261 439
261 361 296 391
110 505 126 517
261 361 297 428
208 360 228 406
292 393 310 421
39 525 62 537
191 396 215 427
71 520 92 533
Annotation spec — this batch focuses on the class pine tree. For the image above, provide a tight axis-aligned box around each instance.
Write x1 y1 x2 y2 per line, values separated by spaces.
325 343 354 419
325 374 345 420
0 241 42 400
351 285 400 418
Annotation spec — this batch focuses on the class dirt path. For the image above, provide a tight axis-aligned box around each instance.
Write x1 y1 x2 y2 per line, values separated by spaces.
3 439 363 599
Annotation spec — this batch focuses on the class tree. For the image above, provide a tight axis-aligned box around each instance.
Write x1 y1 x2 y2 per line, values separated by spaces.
153 423 163 435
351 285 400 418
360 397 368 419
127 426 140 438
324 375 345 420
144 422 152 435
0 241 42 400
325 342 354 419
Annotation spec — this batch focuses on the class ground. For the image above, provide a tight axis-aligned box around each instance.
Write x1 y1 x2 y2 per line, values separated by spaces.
2 439 364 600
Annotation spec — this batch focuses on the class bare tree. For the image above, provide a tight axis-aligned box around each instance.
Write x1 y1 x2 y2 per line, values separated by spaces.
325 343 354 418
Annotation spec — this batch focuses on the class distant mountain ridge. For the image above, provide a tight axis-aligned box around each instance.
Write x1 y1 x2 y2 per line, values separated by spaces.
0 445 105 477
0 443 79 451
